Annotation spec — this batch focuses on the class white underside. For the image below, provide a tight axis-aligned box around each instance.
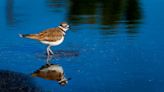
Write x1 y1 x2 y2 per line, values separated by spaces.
40 65 64 73
40 37 64 46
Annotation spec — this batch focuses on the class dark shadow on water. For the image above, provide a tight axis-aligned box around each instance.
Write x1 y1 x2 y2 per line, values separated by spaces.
6 0 15 26
36 50 79 59
32 55 71 86
0 70 44 92
6 0 23 27
46 0 67 12
68 0 143 36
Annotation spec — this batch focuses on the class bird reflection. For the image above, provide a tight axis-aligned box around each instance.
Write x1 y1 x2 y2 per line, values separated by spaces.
32 56 70 86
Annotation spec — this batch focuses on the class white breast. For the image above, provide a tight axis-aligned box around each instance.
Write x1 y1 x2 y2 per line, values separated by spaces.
40 65 64 73
40 37 64 46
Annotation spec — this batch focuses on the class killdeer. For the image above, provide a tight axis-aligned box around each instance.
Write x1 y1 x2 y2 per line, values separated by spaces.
32 63 70 86
19 22 69 56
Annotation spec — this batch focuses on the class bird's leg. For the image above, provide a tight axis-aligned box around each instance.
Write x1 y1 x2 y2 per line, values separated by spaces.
47 45 50 56
48 47 54 55
46 55 52 65
47 45 54 56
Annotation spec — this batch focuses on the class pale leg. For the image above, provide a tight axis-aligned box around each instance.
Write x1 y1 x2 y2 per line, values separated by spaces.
46 55 52 65
47 45 50 56
47 45 54 56
48 47 54 55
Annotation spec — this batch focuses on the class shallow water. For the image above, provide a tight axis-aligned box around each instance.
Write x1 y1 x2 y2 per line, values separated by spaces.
0 0 164 92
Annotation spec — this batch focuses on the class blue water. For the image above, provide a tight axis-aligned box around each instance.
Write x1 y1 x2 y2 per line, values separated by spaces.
0 0 164 92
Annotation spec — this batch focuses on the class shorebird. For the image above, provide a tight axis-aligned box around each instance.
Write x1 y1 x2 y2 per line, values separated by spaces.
19 22 69 56
32 63 70 86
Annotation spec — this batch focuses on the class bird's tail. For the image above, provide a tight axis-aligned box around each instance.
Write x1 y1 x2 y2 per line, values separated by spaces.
19 34 38 40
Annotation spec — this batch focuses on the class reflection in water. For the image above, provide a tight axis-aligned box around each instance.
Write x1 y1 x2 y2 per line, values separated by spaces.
68 0 97 24
0 70 43 92
36 50 79 59
47 0 66 12
47 0 64 7
6 0 15 26
125 0 142 36
32 56 70 86
68 0 142 36
32 50 78 86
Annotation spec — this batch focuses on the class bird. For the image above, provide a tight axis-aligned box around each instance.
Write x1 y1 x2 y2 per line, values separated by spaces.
32 63 70 86
19 22 69 56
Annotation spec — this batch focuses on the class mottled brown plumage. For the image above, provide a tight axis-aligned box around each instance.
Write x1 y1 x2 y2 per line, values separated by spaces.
22 27 64 42
38 27 64 42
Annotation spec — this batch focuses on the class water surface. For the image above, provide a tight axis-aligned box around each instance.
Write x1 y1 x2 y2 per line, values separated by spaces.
0 0 164 92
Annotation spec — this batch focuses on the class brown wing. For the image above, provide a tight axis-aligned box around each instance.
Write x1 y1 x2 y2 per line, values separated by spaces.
37 27 63 42
32 69 63 81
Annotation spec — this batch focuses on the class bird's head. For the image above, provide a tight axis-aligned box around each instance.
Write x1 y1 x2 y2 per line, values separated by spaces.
58 77 71 86
59 22 69 32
